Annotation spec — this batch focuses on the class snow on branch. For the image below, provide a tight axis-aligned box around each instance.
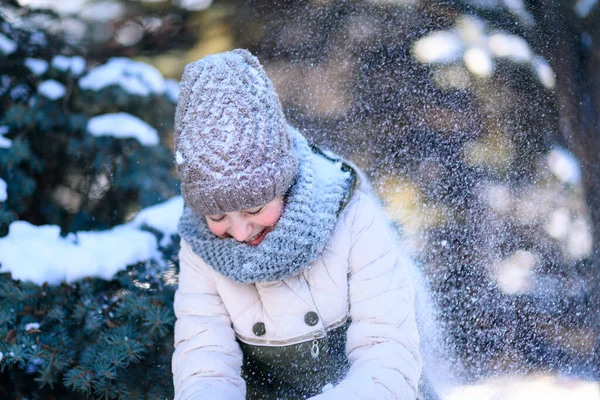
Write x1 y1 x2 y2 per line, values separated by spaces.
25 58 48 76
79 57 166 97
0 126 10 149
0 33 17 55
574 0 598 18
87 112 159 146
130 196 183 247
412 15 555 88
0 196 184 285
0 178 6 202
38 80 66 100
51 55 86 76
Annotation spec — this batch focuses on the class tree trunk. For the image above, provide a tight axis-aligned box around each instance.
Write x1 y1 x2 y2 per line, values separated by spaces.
530 0 600 364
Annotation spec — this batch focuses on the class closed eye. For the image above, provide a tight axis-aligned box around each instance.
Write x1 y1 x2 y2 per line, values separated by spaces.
208 215 225 222
247 207 264 215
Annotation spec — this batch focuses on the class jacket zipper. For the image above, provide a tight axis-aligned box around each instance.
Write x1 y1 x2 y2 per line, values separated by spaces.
302 272 326 360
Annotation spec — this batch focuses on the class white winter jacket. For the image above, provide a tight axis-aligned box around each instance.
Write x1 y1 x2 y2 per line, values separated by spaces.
172 180 422 399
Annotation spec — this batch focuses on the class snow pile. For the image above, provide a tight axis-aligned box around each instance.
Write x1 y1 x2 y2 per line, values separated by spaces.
24 322 40 331
488 33 532 62
445 374 600 400
502 0 535 25
413 31 463 64
87 112 159 145
79 57 166 97
10 0 83 15
38 80 66 100
0 33 17 55
130 196 184 246
0 126 11 149
574 0 598 18
464 47 493 77
532 57 556 89
51 55 86 76
0 196 184 285
0 178 7 202
25 58 49 75
178 0 213 11
412 15 555 87
79 1 125 22
547 147 581 185
0 222 159 285
165 78 180 102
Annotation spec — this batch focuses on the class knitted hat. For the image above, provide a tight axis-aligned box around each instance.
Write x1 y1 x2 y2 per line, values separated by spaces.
174 49 298 216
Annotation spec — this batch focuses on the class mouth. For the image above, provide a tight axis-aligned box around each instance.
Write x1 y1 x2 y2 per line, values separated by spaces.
245 226 272 246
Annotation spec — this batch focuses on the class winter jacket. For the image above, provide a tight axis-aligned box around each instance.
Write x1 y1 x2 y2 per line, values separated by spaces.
172 172 422 400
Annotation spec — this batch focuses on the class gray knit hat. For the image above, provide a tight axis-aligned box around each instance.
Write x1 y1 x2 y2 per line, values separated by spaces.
174 49 298 216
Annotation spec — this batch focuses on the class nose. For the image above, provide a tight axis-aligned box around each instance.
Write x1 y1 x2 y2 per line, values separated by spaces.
229 217 252 242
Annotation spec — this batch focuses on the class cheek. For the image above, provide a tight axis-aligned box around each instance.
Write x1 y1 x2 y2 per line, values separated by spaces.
257 203 284 226
206 220 227 237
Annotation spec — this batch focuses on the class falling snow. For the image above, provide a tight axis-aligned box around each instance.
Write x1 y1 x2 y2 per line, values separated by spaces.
175 150 184 165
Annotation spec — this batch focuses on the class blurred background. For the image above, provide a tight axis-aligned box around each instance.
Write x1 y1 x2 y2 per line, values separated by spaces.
1 0 599 399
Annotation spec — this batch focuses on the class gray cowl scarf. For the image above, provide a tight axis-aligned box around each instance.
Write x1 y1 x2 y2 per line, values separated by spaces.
178 127 353 283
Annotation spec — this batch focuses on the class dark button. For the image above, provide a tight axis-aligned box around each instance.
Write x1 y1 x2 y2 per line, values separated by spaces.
252 322 266 336
304 311 319 326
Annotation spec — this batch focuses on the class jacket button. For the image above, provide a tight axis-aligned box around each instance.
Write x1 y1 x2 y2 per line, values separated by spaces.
304 311 319 326
252 322 266 336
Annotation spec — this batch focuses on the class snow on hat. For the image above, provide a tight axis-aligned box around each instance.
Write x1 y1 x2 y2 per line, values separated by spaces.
174 49 298 216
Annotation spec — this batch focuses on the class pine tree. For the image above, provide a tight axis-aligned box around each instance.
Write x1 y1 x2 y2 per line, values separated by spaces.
0 8 180 399
0 247 179 399
0 9 179 236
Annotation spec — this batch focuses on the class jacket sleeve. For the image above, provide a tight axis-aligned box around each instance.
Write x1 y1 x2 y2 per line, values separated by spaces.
311 193 422 400
172 239 246 400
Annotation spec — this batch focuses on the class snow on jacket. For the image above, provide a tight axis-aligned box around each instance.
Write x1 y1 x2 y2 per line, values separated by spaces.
172 178 422 400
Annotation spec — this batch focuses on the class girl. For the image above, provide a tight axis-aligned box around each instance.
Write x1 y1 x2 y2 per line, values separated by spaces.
172 49 421 400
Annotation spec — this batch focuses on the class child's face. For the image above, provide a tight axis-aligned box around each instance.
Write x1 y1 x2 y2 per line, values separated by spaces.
205 196 284 246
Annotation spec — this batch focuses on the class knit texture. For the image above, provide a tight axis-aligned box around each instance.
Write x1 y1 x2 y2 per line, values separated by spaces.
178 127 352 283
174 49 298 216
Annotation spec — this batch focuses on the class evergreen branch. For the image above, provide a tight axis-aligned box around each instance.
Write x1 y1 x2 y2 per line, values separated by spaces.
83 310 104 334
34 361 57 389
141 303 174 339
63 367 94 397
91 358 117 382
46 307 66 324
103 347 128 369
0 281 28 301
0 308 16 326
3 340 34 365
120 337 145 365
93 383 120 400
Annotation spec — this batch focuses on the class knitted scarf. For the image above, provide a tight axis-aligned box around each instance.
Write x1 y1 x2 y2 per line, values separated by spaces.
178 128 353 283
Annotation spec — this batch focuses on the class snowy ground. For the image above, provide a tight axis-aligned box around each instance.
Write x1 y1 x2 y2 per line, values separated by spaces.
444 374 600 400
